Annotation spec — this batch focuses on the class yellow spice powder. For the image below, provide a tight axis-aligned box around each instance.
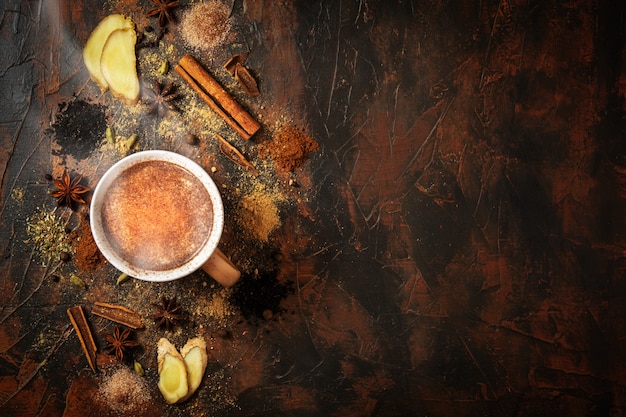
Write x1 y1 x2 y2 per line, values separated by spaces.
238 189 281 242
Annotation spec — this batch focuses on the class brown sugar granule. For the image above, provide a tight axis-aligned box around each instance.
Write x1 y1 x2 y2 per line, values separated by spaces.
180 1 231 53
260 126 319 172
98 366 151 414
238 188 281 242
74 219 104 272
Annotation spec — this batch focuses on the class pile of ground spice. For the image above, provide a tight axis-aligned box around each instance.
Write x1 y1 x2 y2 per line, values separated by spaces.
206 290 235 320
98 366 151 414
25 207 73 265
52 100 107 159
73 218 104 272
180 1 231 53
193 287 236 321
259 126 319 172
237 186 281 242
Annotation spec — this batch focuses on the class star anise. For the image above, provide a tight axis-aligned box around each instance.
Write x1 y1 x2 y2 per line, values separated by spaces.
152 297 186 330
103 326 139 362
143 81 179 118
146 0 179 28
50 169 90 210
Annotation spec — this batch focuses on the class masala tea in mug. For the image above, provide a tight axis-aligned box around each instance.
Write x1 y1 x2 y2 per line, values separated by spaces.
101 160 213 271
90 150 240 285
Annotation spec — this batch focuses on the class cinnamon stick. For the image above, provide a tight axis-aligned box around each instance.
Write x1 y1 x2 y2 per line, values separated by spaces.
67 306 97 372
175 54 260 139
92 302 144 329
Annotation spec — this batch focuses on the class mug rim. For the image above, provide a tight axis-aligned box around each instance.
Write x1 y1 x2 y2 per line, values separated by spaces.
90 150 224 282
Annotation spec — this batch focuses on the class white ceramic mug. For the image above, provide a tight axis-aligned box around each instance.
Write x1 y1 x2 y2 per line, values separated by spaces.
90 150 240 286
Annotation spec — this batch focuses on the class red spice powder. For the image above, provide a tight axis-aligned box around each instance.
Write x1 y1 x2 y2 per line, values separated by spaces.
259 126 319 172
74 219 104 272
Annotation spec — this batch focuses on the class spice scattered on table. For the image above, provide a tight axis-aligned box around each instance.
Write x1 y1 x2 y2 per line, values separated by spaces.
92 302 144 329
52 100 107 159
234 63 260 97
26 207 73 264
224 53 248 75
237 185 282 242
180 1 231 52
205 290 236 320
152 297 186 330
103 326 140 362
146 0 179 29
50 169 90 210
216 133 258 175
69 273 87 289
98 366 151 414
67 306 97 372
259 125 319 172
116 272 130 285
184 133 198 145
134 360 145 376
73 219 104 272
142 81 179 117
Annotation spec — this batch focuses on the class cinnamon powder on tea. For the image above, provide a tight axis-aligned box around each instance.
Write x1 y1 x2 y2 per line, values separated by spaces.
74 219 104 272
259 126 319 173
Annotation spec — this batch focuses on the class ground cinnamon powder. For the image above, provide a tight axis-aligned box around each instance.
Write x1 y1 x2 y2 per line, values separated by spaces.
74 219 104 272
259 126 319 172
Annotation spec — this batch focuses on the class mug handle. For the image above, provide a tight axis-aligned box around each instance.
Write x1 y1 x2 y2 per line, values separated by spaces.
201 248 241 287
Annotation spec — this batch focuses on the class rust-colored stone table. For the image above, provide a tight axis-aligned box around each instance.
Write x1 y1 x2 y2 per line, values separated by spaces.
1 0 625 416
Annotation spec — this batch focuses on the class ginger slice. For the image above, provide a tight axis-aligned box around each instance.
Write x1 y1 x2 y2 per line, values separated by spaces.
157 338 189 404
83 14 134 90
180 337 208 402
100 27 140 105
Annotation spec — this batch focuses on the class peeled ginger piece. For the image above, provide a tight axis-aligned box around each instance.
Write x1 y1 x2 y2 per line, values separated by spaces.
157 338 189 404
180 337 208 402
100 27 140 105
82 14 134 90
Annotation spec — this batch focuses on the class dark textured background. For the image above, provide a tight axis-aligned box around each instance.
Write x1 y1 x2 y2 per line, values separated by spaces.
1 0 625 416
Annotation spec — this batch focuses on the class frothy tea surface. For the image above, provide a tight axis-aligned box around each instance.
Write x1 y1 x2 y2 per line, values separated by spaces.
101 160 214 271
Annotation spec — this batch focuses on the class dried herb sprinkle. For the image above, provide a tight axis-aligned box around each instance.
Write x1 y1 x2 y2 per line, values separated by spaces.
25 207 73 264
